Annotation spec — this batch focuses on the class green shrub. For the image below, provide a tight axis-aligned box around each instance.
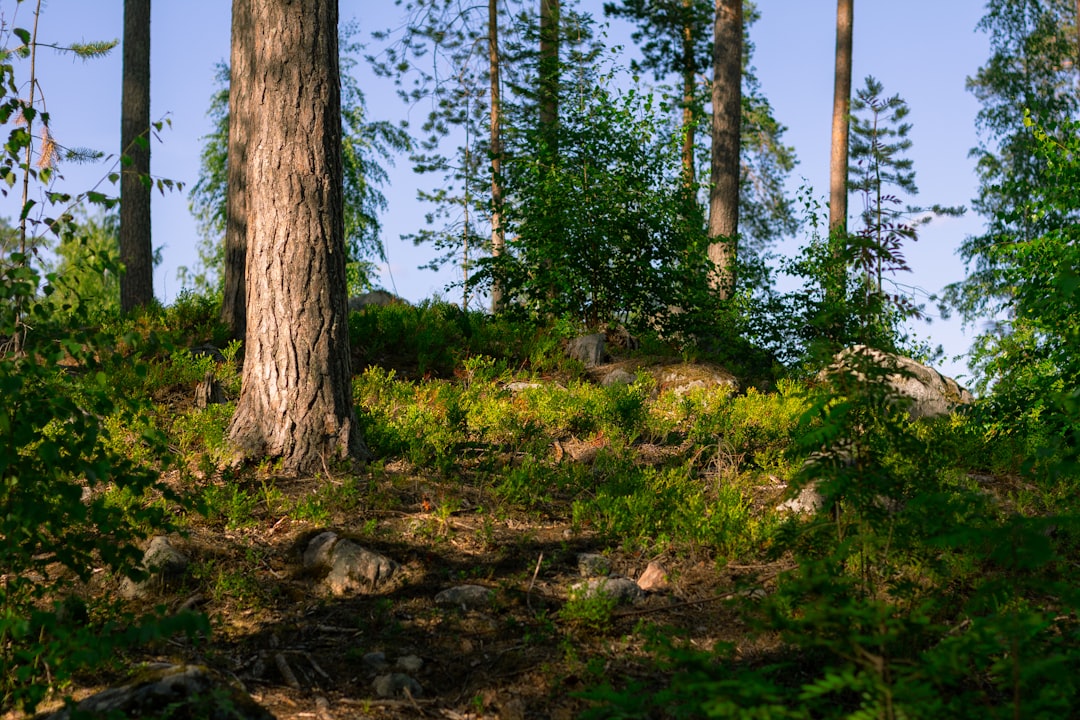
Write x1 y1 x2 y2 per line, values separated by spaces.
0 264 206 712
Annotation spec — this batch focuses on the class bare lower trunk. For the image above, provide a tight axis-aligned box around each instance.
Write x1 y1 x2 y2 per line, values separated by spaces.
222 0 253 339
829 0 853 234
707 0 742 299
119 0 153 312
227 0 367 475
489 0 505 312
680 0 696 189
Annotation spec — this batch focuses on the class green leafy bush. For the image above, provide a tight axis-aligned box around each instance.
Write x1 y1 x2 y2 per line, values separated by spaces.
0 263 206 712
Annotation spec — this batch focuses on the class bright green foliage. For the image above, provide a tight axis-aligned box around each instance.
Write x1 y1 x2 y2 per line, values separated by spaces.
967 113 1080 470
0 17 206 712
353 343 804 552
584 345 1080 718
485 77 711 333
41 210 123 320
0 262 206 712
603 0 798 254
187 22 408 294
849 76 917 234
948 0 1080 325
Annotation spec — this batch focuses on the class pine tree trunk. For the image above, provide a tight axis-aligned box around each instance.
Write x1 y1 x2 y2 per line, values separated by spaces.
680 0 697 189
227 0 367 475
119 0 153 312
489 0 505 313
539 0 559 158
829 0 853 234
222 0 254 340
707 0 741 300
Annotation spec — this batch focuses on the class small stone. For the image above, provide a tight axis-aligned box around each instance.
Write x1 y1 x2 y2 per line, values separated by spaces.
506 381 544 392
569 576 644 605
322 541 399 596
776 482 827 514
737 587 768 601
143 536 188 573
601 368 636 386
120 536 189 599
434 584 493 610
577 553 611 577
372 673 423 699
395 654 423 673
500 697 527 720
636 561 670 592
362 652 389 672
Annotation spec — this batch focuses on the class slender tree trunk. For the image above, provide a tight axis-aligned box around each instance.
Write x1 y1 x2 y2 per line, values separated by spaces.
489 0 505 313
1075 0 1080 85
707 0 742 300
222 0 253 339
539 0 559 159
227 0 367 475
829 0 853 234
119 0 153 312
680 0 697 189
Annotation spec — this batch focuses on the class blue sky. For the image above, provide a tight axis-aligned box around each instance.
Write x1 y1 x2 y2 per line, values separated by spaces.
4 1 991 379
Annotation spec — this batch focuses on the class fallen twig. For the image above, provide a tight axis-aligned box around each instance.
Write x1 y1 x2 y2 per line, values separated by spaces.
274 652 301 689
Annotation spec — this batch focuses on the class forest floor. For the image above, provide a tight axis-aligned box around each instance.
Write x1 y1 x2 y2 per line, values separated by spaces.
150 467 787 720
26 356 802 720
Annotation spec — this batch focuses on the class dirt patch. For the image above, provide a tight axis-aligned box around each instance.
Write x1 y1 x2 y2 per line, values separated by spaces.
43 459 789 720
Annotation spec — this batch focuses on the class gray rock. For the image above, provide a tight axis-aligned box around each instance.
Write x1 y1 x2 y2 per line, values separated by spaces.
395 654 424 673
434 584 493 610
361 651 389 673
120 536 189 599
601 368 636 387
372 673 423 699
304 532 399 596
737 587 768 601
654 363 738 396
567 334 606 367
636 561 670 592
505 381 544 392
348 290 403 312
577 553 612 577
302 531 341 569
776 481 827 515
43 664 274 720
826 346 974 419
569 576 644 605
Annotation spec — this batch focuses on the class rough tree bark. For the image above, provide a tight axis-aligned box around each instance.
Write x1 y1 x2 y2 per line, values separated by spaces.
227 0 368 475
829 0 853 234
119 0 153 312
489 0 505 313
680 0 698 187
221 0 253 340
707 0 742 299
